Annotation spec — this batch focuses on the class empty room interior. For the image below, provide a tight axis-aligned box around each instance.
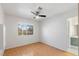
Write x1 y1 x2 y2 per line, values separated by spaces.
0 3 78 56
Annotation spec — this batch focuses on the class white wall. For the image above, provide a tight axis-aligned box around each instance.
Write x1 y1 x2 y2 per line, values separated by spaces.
0 4 4 24
0 4 4 56
0 25 3 50
5 15 40 49
0 4 3 49
40 10 77 51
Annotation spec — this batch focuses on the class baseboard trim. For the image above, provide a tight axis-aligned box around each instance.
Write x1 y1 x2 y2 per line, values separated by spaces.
40 41 73 53
5 41 39 50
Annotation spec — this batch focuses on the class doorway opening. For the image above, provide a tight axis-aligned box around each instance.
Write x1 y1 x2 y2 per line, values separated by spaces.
67 16 78 55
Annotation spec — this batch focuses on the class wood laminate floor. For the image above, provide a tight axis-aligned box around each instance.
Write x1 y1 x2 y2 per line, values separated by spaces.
4 42 75 56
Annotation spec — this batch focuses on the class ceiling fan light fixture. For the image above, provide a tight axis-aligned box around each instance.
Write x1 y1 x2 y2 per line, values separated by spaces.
33 16 39 19
36 16 39 19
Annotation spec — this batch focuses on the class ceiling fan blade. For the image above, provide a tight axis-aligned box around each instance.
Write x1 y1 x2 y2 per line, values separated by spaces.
39 15 46 17
31 11 36 15
31 11 40 15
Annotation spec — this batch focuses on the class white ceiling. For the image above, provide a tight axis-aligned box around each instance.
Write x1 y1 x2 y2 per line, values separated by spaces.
1 3 77 20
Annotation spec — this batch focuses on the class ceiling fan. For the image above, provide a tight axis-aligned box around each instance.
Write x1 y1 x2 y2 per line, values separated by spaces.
31 6 46 19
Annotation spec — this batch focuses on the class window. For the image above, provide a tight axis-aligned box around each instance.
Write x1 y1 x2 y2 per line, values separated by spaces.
18 23 33 35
